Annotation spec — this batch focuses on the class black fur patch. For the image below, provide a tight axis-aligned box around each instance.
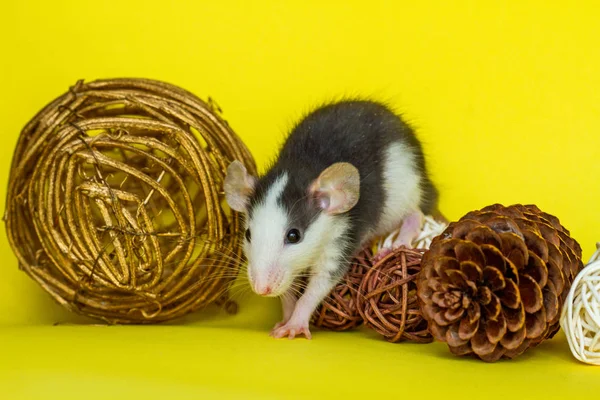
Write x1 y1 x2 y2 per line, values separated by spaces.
249 99 438 249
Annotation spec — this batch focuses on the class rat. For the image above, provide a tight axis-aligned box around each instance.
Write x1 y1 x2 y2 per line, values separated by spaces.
224 99 439 339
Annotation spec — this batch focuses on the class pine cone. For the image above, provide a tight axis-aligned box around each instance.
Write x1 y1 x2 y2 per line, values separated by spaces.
417 204 583 362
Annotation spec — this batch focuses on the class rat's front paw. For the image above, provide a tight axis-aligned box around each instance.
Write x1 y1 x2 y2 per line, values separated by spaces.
372 247 393 263
270 320 312 340
373 245 406 263
272 320 288 331
374 242 413 263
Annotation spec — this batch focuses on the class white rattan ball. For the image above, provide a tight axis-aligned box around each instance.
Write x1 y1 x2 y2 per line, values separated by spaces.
561 243 600 365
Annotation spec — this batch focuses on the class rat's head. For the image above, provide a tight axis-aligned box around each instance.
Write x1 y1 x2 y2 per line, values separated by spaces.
224 161 360 297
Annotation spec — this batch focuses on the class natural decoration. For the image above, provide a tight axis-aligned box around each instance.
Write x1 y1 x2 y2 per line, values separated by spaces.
417 204 583 362
4 78 256 323
561 244 600 365
312 214 447 338
357 247 433 343
311 249 372 331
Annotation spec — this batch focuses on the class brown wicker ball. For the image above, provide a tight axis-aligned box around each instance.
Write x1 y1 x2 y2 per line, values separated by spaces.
357 247 433 343
311 249 373 331
4 78 256 324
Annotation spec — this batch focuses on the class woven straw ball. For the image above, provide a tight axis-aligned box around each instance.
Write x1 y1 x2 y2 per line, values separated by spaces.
561 245 600 365
4 78 256 323
357 247 433 343
311 249 373 331
311 215 448 333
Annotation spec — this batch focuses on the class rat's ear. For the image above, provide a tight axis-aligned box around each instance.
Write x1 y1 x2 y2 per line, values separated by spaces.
224 160 256 213
309 162 360 215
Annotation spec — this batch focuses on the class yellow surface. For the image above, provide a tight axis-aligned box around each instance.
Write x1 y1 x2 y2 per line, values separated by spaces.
1 0 600 398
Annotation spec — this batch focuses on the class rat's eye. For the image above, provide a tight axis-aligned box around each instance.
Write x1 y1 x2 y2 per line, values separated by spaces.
245 229 251 242
285 228 301 244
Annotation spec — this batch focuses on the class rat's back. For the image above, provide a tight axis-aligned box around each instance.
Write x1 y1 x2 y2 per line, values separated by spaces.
278 100 413 173
255 99 438 247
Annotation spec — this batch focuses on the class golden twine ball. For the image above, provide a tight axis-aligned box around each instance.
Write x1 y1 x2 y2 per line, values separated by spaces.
357 247 433 343
4 78 256 324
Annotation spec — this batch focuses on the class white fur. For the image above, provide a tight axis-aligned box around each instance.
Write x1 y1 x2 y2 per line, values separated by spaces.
300 213 350 275
246 172 351 297
373 142 422 238
245 173 288 295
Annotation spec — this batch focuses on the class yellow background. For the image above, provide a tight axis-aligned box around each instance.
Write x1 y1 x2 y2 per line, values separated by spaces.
1 0 600 398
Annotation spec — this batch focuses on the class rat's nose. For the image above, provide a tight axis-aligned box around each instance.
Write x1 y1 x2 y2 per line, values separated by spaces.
257 286 272 296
